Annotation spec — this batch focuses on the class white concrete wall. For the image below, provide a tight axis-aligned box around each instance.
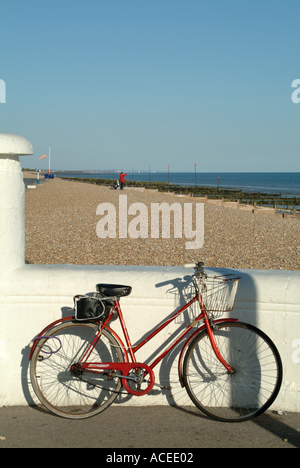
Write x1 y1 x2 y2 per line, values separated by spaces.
0 264 299 411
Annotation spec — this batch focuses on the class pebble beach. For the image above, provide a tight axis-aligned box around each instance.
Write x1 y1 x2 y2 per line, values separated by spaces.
25 177 300 270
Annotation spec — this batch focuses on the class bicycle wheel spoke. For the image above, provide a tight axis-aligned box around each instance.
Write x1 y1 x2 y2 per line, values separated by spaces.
183 322 282 422
31 323 124 419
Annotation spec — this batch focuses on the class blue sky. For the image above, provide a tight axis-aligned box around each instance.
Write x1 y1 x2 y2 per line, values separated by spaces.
0 0 299 172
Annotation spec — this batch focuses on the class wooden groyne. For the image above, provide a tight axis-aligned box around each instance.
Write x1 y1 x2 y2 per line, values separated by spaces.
61 177 300 218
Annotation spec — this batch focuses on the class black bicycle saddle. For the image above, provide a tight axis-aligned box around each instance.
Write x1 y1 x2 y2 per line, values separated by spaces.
96 284 132 297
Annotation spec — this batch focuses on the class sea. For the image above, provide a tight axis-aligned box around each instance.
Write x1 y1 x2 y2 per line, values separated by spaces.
55 172 300 197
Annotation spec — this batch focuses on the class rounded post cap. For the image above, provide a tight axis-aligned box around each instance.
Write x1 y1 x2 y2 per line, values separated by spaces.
0 133 33 156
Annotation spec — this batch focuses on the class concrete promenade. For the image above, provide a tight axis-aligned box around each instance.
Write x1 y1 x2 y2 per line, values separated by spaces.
23 176 49 189
0 405 299 449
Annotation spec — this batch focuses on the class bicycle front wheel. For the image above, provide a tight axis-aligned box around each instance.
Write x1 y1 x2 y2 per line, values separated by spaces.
30 322 125 419
183 321 282 422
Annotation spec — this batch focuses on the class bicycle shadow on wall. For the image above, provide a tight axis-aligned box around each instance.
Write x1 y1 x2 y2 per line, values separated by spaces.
153 268 260 410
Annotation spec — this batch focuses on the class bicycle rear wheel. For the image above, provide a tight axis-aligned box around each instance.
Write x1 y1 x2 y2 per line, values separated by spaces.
183 321 282 422
30 321 124 419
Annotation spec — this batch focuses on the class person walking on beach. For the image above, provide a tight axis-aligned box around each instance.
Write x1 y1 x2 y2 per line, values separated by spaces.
119 172 127 190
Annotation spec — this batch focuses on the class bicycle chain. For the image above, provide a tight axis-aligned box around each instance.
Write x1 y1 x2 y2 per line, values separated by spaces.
74 370 152 396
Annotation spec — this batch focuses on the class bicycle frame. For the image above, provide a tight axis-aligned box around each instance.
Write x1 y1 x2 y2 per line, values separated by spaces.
29 283 237 393
84 293 237 390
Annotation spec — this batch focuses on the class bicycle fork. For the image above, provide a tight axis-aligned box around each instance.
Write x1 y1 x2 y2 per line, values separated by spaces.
193 285 233 374
204 317 235 374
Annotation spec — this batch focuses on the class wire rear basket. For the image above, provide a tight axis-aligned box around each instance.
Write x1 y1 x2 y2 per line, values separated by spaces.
198 274 240 317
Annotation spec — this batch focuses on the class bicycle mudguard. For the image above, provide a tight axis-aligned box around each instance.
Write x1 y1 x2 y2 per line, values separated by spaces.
178 318 238 387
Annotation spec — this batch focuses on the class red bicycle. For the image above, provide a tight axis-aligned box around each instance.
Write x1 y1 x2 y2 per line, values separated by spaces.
29 262 282 422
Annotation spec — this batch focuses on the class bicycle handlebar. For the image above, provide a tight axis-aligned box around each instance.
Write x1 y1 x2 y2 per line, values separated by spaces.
183 262 204 270
182 263 197 269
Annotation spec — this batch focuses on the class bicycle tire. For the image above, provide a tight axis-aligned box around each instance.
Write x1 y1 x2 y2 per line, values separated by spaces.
30 321 125 419
183 321 282 422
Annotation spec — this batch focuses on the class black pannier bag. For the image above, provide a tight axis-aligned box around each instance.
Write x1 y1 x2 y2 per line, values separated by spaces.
74 295 107 322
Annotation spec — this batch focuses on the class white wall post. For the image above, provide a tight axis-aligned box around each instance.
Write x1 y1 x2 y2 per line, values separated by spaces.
0 134 33 271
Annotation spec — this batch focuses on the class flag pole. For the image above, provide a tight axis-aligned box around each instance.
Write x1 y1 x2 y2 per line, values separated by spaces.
48 146 51 174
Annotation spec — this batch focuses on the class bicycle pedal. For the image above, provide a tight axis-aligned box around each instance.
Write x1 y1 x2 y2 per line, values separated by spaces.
160 385 172 390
